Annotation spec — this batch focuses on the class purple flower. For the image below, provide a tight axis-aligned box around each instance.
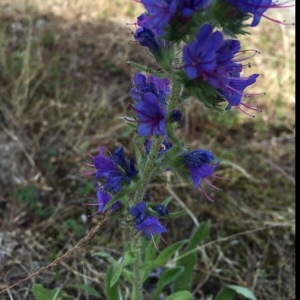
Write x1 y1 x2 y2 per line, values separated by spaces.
178 0 210 17
130 201 147 225
134 27 162 58
182 24 261 114
171 109 182 122
135 216 167 236
137 0 179 32
130 201 166 236
111 147 139 184
152 204 169 216
224 0 294 26
85 188 122 214
182 149 220 201
93 147 138 193
182 24 224 80
130 73 171 105
133 92 167 136
95 188 112 213
222 73 260 110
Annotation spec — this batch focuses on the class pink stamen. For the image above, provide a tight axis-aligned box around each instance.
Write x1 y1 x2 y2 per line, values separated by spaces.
199 185 214 202
235 105 255 117
160 234 168 246
81 171 96 176
213 174 231 181
262 13 294 25
240 101 262 112
203 179 223 191
151 232 160 252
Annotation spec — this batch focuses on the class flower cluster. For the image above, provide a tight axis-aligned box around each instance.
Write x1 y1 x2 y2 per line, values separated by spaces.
129 73 171 136
84 147 138 213
83 0 293 240
182 23 261 114
130 201 167 237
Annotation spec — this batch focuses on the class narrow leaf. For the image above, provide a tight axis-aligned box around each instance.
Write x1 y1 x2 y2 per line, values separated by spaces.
173 221 210 292
164 291 193 300
69 284 101 297
105 266 121 300
32 284 61 300
152 267 184 300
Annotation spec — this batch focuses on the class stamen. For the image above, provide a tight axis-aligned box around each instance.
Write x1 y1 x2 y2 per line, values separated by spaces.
199 185 214 202
203 179 223 191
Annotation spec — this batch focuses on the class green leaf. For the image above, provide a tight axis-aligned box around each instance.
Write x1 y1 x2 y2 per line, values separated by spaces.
152 267 184 300
142 240 185 281
122 268 134 283
143 235 160 262
105 266 122 300
173 221 210 292
69 284 101 297
122 250 136 267
214 285 257 300
164 291 194 300
32 284 62 300
153 240 185 267
126 61 167 78
133 142 142 165
167 210 186 218
110 263 123 288
214 287 236 300
92 251 118 265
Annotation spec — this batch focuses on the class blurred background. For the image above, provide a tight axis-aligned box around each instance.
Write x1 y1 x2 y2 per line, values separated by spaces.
0 1 295 299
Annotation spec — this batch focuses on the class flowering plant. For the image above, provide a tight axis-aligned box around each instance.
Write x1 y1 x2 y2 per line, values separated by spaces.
0 1 294 299
83 1 293 299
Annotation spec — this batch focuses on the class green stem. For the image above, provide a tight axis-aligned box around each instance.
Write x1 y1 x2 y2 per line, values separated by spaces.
131 136 163 300
167 80 182 113
133 136 164 204
132 237 142 300
131 77 182 300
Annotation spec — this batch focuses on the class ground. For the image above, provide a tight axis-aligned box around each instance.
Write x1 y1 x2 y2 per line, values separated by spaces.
0 1 295 300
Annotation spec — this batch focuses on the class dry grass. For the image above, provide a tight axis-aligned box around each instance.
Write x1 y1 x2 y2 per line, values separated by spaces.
0 1 295 300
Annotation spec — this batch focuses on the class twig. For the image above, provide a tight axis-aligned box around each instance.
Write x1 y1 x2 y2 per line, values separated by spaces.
0 213 110 294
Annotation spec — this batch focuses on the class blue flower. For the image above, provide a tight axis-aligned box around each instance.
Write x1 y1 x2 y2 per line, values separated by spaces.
134 27 162 58
171 109 182 122
137 0 179 32
221 73 260 110
182 24 261 114
178 0 210 17
135 216 167 236
133 92 167 136
85 188 122 215
111 147 139 184
182 23 224 80
224 0 294 26
130 73 171 105
130 201 166 236
93 147 138 193
152 204 169 216
95 188 112 213
182 149 220 201
130 201 147 225
137 0 210 33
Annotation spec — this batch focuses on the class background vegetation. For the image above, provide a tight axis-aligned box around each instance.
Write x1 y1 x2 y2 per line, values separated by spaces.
0 1 295 299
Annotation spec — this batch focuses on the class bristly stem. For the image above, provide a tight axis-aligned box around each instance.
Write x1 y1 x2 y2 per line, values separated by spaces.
132 236 143 300
131 136 163 300
167 79 182 113
131 78 181 299
133 135 165 205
